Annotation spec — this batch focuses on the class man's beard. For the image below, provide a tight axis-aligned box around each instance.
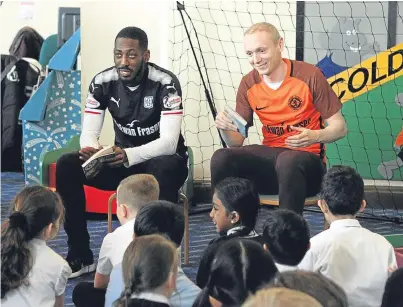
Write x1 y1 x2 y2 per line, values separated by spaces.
120 60 146 86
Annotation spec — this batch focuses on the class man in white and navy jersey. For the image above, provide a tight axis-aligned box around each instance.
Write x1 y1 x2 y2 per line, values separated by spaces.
55 27 188 278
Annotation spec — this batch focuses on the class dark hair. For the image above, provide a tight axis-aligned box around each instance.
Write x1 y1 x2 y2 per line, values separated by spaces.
1 186 64 298
320 165 364 215
214 177 260 233
115 26 148 52
134 200 184 247
115 234 178 307
268 271 348 307
381 268 403 307
193 239 278 307
262 209 310 266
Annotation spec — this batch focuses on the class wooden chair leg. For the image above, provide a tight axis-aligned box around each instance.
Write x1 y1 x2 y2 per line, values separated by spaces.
108 193 116 234
180 193 189 265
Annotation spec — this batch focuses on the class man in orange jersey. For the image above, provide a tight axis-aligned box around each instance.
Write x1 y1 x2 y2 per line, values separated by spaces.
212 22 347 214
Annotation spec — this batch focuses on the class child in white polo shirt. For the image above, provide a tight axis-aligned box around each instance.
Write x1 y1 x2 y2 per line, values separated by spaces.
1 186 70 307
72 174 159 307
262 209 310 272
298 165 397 307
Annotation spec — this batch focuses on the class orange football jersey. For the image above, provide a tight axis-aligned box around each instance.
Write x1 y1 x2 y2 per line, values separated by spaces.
236 58 342 160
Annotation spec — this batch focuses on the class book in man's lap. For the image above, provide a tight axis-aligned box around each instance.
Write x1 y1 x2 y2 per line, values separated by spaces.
82 146 115 180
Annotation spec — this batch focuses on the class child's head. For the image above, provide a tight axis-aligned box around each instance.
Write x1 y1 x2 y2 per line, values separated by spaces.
267 271 348 307
211 177 260 234
117 234 178 306
319 165 365 218
1 185 64 298
134 200 184 247
381 268 403 307
242 287 323 307
193 239 278 307
116 174 159 223
262 209 310 266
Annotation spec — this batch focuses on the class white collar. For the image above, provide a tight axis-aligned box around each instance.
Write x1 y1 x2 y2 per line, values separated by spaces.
227 226 259 238
130 292 170 305
275 262 298 272
329 219 361 229
121 218 136 229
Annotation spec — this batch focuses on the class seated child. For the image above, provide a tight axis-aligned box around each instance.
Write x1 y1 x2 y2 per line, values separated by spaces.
1 186 71 307
72 174 159 306
105 200 201 307
193 239 278 307
262 209 310 271
196 177 262 288
243 288 323 307
381 268 403 307
267 270 348 307
114 234 178 307
298 165 397 307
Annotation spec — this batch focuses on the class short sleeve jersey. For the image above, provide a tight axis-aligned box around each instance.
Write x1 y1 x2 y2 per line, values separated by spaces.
85 62 186 157
236 59 342 159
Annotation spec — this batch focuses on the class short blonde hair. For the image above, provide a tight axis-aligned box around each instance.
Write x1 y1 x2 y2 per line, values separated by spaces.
243 287 323 307
117 174 159 211
245 22 281 41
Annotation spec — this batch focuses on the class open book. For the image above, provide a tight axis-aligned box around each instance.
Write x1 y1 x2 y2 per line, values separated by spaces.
82 146 116 180
224 105 249 138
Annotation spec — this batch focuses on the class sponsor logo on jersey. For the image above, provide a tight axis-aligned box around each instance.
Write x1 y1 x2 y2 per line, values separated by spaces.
163 96 181 110
144 96 154 109
127 119 140 128
86 99 100 109
264 117 312 136
114 119 160 137
110 97 120 108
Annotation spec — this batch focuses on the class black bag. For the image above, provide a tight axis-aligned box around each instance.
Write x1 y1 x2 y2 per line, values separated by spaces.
1 55 40 172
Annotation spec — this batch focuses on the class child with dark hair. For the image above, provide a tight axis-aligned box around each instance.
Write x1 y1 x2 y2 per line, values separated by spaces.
196 177 263 288
193 239 278 307
381 268 403 307
1 186 70 307
114 234 178 307
267 270 348 307
262 209 310 271
105 200 201 307
299 165 397 307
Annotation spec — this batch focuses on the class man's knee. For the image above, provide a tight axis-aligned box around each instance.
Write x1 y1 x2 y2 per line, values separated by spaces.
146 155 188 182
275 150 306 175
211 148 233 169
56 151 80 172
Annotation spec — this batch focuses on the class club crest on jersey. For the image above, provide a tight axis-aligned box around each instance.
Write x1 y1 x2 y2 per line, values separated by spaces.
288 95 303 110
144 96 154 109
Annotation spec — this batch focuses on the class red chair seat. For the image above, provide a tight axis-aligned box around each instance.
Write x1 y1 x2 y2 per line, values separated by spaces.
49 162 117 214
84 185 116 214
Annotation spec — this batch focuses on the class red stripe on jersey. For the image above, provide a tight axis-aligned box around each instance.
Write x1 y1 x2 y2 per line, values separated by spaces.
85 110 103 115
162 111 183 115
